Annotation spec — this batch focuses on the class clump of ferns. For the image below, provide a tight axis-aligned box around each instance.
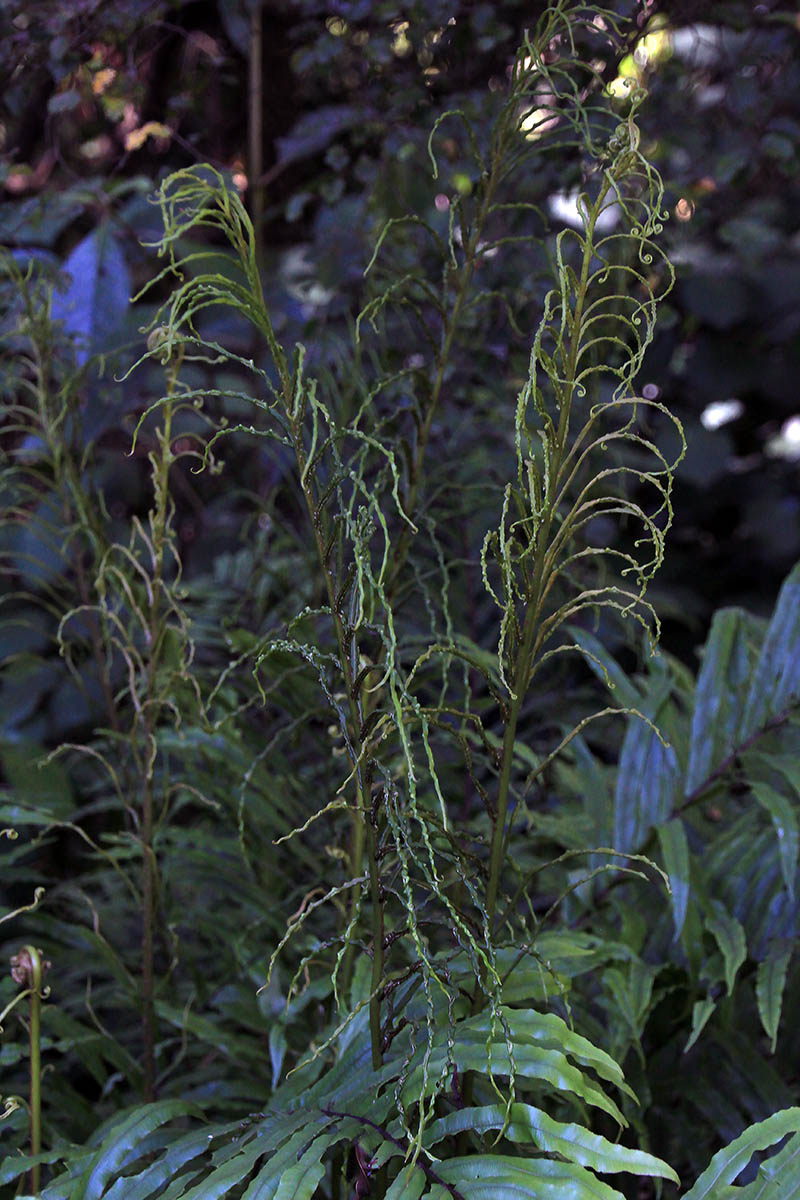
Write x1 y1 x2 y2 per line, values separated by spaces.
122 2 684 1154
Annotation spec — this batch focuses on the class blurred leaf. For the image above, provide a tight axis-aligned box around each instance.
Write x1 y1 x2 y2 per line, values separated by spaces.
686 608 760 796
750 781 799 899
276 105 364 166
741 563 800 740
657 817 691 940
613 717 680 853
51 222 131 363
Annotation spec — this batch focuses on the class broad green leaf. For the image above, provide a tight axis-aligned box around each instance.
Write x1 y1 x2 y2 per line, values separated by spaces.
385 1163 428 1200
179 1140 276 1200
423 1103 679 1182
705 900 747 995
436 1153 627 1199
272 1134 328 1200
741 563 800 740
0 1151 67 1188
78 1102 202 1200
613 717 680 852
657 817 691 940
402 1040 625 1126
750 782 799 898
469 1006 634 1097
241 1116 362 1200
684 997 716 1053
683 1108 800 1200
686 609 759 795
733 1132 800 1200
101 1124 240 1200
756 947 792 1053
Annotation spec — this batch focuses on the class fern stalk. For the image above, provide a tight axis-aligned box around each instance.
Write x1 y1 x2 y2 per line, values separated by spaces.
138 344 182 1099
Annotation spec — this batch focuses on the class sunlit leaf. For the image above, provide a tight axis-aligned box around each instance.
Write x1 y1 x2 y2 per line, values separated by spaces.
683 1108 800 1200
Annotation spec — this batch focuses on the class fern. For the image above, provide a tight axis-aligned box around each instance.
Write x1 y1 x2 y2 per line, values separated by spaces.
3 4 800 1199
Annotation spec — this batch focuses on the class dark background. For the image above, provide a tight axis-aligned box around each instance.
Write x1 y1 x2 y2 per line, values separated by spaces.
1 0 799 671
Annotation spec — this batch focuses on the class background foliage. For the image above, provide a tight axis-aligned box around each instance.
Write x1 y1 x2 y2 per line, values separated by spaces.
1 2 799 1197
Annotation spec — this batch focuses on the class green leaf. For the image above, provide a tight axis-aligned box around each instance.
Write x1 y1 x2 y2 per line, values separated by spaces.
384 1164 428 1200
101 1125 240 1200
685 997 716 1053
657 817 691 940
424 1103 679 1182
436 1153 627 1199
750 782 799 899
741 563 800 739
683 1108 800 1200
733 1132 800 1200
0 742 74 817
613 717 680 853
705 900 747 995
272 1134 328 1200
0 1151 67 1188
78 1102 202 1200
756 947 792 1053
686 609 759 795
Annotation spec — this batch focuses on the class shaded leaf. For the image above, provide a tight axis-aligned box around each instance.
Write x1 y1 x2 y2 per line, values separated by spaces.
685 997 716 1054
51 223 131 363
756 947 792 1054
705 900 747 995
613 718 680 853
741 563 800 739
78 1102 202 1200
686 609 758 796
657 817 691 940
749 782 799 899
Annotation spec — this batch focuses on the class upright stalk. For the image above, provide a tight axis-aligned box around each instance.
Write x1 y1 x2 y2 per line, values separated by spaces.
10 946 46 1196
138 344 182 1099
483 185 605 941
289 412 384 1069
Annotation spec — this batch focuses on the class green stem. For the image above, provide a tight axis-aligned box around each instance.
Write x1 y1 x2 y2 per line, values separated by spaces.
139 350 181 1100
483 183 606 949
290 418 384 1068
13 946 44 1196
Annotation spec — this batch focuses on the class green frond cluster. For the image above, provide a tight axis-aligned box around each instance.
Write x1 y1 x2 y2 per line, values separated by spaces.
2 3 800 1198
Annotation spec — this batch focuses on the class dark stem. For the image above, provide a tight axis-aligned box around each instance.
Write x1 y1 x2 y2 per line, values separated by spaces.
321 1107 467 1200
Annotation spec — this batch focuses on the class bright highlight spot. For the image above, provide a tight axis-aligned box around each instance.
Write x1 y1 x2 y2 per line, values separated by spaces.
124 122 171 152
701 399 743 430
92 68 117 95
549 190 619 233
519 106 559 140
766 416 800 461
